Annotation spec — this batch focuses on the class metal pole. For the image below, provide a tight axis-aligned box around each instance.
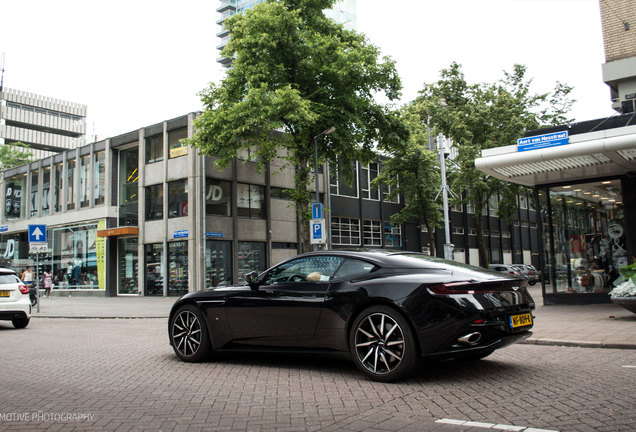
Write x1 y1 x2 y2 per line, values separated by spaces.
36 253 40 313
438 136 454 260
312 127 336 251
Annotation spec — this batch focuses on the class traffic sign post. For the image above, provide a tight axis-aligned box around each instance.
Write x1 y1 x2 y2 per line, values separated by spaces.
28 225 47 313
310 218 326 245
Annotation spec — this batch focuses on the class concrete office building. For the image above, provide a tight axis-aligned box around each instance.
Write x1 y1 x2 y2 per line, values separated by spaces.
0 87 87 160
216 0 357 67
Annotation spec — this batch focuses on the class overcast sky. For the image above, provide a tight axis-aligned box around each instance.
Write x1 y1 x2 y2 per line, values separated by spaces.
1 0 615 140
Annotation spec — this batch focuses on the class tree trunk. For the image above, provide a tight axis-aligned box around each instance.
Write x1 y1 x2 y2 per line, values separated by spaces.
425 221 436 257
474 210 489 268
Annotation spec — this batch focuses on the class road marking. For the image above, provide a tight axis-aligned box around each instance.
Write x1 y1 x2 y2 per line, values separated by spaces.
435 418 559 432
622 365 636 368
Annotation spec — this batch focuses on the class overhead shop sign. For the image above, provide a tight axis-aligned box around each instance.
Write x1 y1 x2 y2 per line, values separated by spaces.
517 130 568 152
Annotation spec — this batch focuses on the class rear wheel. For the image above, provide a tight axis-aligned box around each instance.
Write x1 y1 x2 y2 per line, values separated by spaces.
12 317 30 329
349 305 418 382
170 305 211 362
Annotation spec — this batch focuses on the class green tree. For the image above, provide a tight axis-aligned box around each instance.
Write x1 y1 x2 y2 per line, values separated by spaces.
414 63 573 267
373 107 442 255
189 0 406 252
0 142 32 170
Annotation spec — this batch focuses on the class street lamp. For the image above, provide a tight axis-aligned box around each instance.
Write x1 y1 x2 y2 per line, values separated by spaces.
312 126 336 251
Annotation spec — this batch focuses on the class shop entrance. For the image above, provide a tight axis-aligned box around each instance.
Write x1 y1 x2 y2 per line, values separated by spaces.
118 237 138 295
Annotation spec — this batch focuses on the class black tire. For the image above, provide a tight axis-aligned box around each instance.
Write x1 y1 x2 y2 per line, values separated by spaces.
12 317 30 329
30 295 37 307
349 305 418 382
169 305 212 362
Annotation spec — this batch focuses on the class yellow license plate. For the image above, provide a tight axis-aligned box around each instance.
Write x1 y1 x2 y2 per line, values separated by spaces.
509 313 533 329
0 290 9 297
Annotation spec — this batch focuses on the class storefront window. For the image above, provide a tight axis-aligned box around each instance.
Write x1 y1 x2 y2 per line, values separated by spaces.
145 184 164 220
52 224 99 290
206 179 231 217
118 237 138 295
119 146 139 226
206 240 232 287
237 241 266 282
42 167 51 215
384 223 402 248
79 155 90 208
0 232 28 270
94 151 105 206
145 243 164 296
168 241 188 296
67 159 75 210
168 128 188 158
539 179 623 296
237 183 264 218
30 170 39 217
168 180 188 218
4 175 25 220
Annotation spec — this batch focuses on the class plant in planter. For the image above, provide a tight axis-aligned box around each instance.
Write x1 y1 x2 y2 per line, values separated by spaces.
609 262 636 313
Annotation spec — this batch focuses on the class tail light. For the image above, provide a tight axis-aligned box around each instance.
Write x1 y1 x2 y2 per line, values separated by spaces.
19 284 29 295
429 281 498 295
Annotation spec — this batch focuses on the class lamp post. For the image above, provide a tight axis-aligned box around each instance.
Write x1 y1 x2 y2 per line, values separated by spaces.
312 126 336 251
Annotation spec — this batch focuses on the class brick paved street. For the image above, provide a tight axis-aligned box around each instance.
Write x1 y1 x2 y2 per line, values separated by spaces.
0 318 634 432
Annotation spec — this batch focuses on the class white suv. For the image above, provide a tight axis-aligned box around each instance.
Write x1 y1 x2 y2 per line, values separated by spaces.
0 268 31 328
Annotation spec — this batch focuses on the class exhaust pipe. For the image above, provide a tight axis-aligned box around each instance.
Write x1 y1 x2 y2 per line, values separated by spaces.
458 332 481 345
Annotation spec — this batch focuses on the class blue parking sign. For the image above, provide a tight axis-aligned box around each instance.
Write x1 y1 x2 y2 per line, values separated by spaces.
28 224 47 243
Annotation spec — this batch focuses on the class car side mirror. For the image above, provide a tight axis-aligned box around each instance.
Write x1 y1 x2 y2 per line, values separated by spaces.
244 271 260 290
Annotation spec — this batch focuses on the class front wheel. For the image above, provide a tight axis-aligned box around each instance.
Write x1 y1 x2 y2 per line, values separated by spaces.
169 305 211 362
349 305 418 382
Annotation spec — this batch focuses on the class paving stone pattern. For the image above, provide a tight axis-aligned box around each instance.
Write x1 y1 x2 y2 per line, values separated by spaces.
0 318 634 432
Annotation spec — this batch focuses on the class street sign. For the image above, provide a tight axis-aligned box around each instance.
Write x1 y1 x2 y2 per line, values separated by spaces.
311 203 323 220
517 131 568 152
173 230 189 239
310 218 326 244
28 224 47 243
29 243 48 253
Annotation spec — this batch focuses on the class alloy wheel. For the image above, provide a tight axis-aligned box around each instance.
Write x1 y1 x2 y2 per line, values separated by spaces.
172 309 202 357
354 312 405 375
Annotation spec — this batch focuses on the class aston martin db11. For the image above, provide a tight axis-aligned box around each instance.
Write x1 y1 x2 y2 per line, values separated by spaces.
169 251 535 382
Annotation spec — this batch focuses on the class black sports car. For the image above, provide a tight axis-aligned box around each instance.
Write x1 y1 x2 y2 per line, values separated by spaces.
169 251 535 382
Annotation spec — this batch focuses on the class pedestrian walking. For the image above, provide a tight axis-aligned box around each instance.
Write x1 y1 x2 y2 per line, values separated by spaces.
21 266 34 287
42 268 53 298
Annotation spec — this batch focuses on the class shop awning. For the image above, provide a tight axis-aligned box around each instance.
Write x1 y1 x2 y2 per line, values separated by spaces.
475 124 636 187
96 227 139 238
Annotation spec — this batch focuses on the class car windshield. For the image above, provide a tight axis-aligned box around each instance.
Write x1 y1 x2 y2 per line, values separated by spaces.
0 274 20 284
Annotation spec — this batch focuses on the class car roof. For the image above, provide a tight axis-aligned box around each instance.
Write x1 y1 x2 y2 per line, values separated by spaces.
295 250 475 270
0 267 17 275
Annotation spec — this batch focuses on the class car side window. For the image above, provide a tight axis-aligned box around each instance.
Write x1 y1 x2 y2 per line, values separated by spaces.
332 258 376 279
263 256 344 285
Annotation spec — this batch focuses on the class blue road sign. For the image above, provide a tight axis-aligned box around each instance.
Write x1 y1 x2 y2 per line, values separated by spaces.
28 224 47 243
311 203 323 219
517 131 569 152
173 230 189 239
310 218 326 244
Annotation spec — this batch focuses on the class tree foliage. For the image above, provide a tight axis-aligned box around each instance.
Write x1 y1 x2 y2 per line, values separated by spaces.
189 0 406 252
373 107 442 254
414 63 574 267
0 142 32 171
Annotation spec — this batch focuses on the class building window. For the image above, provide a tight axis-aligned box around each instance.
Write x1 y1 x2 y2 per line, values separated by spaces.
422 247 431 255
145 134 163 164
237 147 258 162
30 170 39 217
452 227 464 235
330 160 358 198
421 225 428 233
53 224 99 290
469 228 477 236
144 243 164 296
54 163 63 212
452 203 463 212
521 221 529 227
145 184 164 220
67 159 76 210
384 223 402 248
363 220 382 246
118 237 138 295
206 179 232 216
519 194 528 210
168 128 188 158
503 231 511 238
168 180 188 218
361 163 379 200
270 187 292 200
488 194 498 216
206 240 232 287
94 151 105 206
466 200 475 214
483 229 489 236
79 155 90 208
4 175 25 220
237 183 264 218
42 167 51 215
332 217 361 246
168 241 188 296
119 146 139 226
237 241 266 282
491 230 500 237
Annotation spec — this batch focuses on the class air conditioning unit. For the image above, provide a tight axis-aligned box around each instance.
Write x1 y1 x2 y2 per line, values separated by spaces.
622 99 635 114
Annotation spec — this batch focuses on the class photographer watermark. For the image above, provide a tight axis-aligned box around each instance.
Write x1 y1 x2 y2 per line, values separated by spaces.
0 411 94 423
